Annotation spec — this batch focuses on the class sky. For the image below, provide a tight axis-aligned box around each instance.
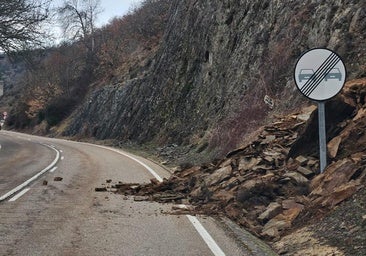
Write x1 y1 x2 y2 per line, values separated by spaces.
53 0 144 27
50 0 144 43
96 0 144 27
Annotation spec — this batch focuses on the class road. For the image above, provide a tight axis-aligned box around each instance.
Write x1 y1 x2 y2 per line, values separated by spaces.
0 131 275 256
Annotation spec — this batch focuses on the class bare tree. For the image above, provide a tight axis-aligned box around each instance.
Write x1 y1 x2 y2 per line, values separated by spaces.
0 0 51 53
58 0 101 54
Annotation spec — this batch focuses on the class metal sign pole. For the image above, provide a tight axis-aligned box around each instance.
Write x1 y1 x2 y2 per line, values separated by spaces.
318 101 327 173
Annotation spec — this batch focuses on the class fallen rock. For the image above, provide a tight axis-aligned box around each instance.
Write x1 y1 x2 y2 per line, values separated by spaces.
321 180 361 207
281 207 303 223
258 202 282 223
295 155 308 165
262 207 302 239
261 227 280 239
95 187 107 192
54 177 63 182
327 136 342 159
152 192 185 202
211 190 235 202
283 172 308 184
282 199 305 211
262 219 290 238
204 165 232 186
310 159 358 195
134 196 150 201
150 178 161 185
297 166 313 177
238 157 261 171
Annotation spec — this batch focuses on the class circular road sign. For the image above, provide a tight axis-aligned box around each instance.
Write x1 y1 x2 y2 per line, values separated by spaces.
294 48 346 101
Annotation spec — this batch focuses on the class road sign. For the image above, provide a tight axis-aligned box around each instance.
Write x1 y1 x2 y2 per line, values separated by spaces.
294 48 346 101
294 48 347 174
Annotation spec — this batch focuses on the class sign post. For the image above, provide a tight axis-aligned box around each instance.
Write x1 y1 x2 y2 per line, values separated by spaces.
294 48 346 173
317 101 327 172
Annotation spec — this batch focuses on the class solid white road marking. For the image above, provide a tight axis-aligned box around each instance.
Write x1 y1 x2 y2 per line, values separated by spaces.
0 132 226 255
8 188 30 202
81 142 225 255
90 144 163 182
0 144 60 202
49 166 58 173
187 215 226 256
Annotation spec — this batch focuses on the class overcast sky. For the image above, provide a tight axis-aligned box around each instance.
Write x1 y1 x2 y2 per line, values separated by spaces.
96 0 144 27
53 0 144 27
49 0 144 43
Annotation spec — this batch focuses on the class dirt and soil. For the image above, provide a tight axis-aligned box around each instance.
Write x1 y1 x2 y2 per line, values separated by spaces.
97 78 366 255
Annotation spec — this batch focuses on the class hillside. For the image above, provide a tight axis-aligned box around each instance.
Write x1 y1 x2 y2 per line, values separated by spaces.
63 0 366 162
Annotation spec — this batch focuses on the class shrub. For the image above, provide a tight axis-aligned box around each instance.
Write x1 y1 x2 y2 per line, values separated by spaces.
44 97 77 126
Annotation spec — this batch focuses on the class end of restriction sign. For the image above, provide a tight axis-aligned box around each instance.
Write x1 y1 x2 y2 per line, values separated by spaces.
294 48 347 174
294 48 346 101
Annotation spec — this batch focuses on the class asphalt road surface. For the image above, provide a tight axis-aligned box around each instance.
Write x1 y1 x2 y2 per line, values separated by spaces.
0 131 275 256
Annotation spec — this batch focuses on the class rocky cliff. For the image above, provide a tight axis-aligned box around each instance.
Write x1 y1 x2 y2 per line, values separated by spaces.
64 0 366 157
98 78 366 255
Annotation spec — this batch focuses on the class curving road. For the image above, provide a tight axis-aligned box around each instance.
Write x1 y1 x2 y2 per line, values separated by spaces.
0 131 275 256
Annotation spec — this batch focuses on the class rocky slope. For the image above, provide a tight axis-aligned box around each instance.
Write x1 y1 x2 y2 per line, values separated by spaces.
64 0 366 158
99 78 366 255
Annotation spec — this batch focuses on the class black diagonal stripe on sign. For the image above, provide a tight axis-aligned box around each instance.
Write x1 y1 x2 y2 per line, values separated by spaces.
300 53 336 94
303 54 340 96
302 53 338 95
305 57 340 97
300 52 339 96
303 55 340 96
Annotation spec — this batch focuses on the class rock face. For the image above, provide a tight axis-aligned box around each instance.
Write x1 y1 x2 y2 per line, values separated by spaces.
65 0 366 149
99 78 366 255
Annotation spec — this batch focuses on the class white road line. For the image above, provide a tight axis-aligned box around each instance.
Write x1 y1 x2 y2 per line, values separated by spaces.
90 144 163 182
1 133 225 255
187 215 226 256
49 166 58 173
93 144 225 255
0 144 60 202
8 188 30 202
80 142 225 255
1 132 226 255
61 156 64 160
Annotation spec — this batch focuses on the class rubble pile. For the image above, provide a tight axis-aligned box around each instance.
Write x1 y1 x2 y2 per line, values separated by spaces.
104 78 366 243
